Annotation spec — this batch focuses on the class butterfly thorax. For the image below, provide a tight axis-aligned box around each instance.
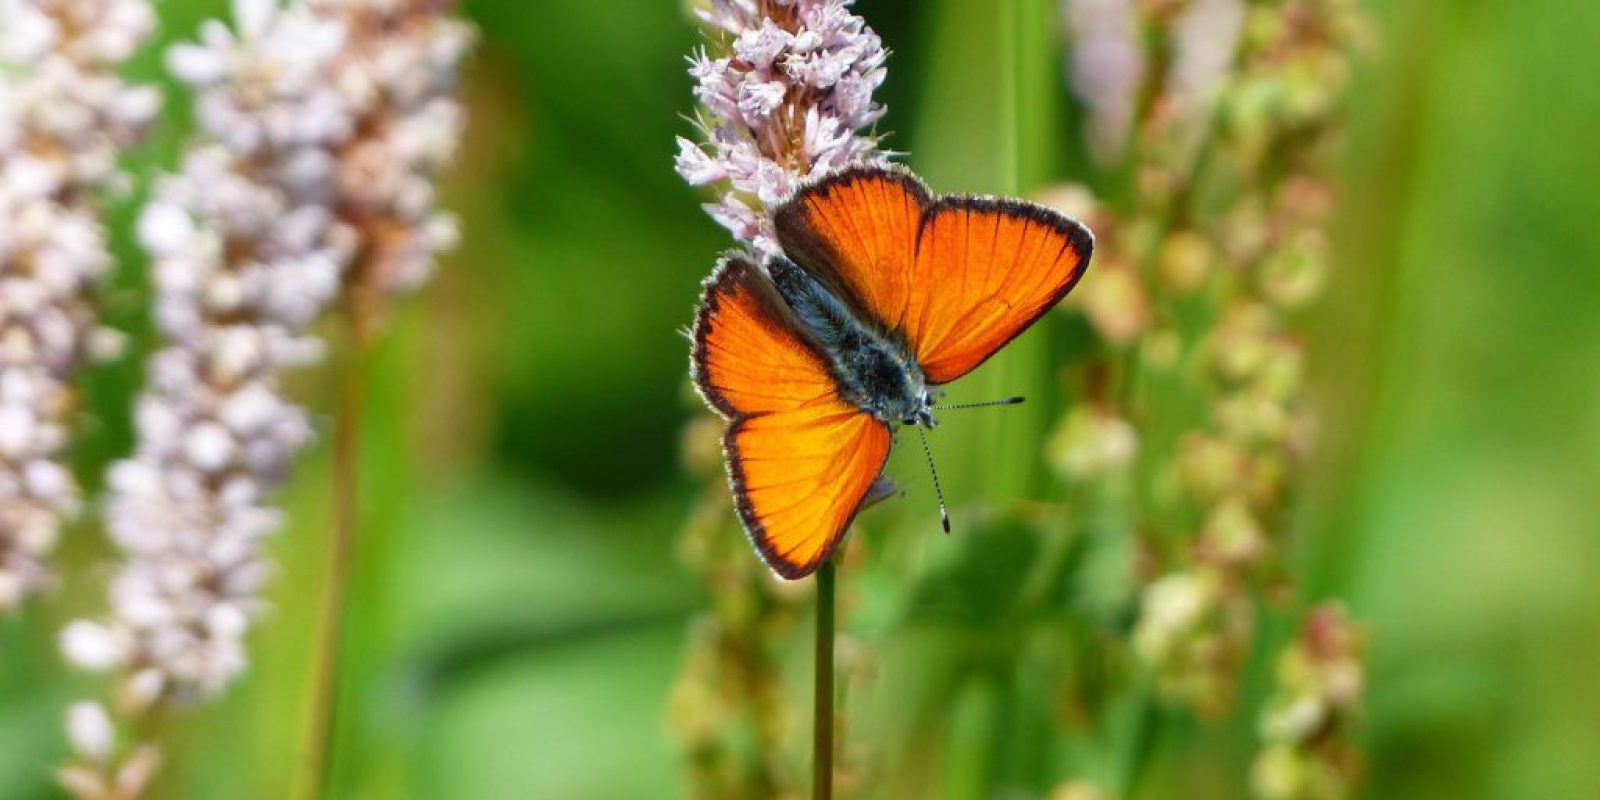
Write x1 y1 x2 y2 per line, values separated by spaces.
768 257 935 427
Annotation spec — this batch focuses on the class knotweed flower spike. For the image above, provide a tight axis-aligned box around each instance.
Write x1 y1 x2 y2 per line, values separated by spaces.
58 1 470 795
1053 0 1370 736
0 0 157 611
677 0 889 254
309 0 474 333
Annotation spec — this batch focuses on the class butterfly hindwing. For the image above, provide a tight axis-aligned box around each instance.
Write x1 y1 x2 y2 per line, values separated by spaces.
774 168 1093 386
726 404 891 578
691 256 893 579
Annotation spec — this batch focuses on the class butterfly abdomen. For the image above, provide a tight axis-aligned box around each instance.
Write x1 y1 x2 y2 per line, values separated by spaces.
768 256 927 423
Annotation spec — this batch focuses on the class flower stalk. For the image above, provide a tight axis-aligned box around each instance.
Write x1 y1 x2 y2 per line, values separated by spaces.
298 335 366 800
813 557 836 800
295 1 473 794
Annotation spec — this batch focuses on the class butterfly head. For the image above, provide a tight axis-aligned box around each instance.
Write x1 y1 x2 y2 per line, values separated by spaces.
904 389 939 429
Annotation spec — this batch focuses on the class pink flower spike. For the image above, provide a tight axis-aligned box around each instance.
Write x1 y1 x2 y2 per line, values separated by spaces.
678 0 891 253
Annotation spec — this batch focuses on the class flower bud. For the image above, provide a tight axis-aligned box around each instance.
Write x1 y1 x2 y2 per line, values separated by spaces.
1081 264 1151 346
65 702 115 764
1158 229 1213 295
1047 405 1139 482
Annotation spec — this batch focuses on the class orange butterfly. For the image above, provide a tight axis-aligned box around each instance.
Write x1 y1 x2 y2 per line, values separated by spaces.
691 166 1094 579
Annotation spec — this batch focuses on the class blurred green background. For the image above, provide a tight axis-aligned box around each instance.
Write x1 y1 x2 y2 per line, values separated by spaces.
1 0 1598 797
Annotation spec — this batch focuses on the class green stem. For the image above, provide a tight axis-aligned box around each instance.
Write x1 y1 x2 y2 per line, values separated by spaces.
813 558 836 800
998 0 1022 195
1111 679 1161 798
1019 483 1086 611
298 335 367 800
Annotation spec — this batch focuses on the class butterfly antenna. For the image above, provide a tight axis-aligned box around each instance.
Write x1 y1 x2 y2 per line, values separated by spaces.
937 396 1026 412
914 425 951 534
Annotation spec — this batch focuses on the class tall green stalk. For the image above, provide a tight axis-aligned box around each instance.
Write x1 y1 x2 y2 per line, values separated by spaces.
298 330 368 800
912 0 1064 502
814 559 837 800
898 0 1066 794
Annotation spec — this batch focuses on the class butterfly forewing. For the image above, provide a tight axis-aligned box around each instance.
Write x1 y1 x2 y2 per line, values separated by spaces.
691 256 893 579
774 167 1093 385
906 197 1093 383
773 165 930 330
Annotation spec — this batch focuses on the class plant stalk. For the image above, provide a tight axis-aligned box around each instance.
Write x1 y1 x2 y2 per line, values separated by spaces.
298 331 368 800
813 557 836 800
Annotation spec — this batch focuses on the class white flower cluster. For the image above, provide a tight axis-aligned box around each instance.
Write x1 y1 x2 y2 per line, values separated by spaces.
172 0 471 308
1251 604 1365 800
62 0 471 714
0 0 158 610
307 0 472 308
676 0 888 253
1064 0 1245 163
1166 0 1245 115
1062 0 1144 163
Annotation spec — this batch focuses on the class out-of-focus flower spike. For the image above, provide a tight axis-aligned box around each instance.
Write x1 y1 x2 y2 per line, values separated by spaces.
61 0 473 794
1167 0 1246 116
1252 603 1366 800
0 0 158 611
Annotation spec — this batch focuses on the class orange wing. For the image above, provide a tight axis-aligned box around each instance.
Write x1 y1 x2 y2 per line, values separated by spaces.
773 164 930 329
691 256 892 579
903 198 1093 384
774 168 1093 386
726 405 891 578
